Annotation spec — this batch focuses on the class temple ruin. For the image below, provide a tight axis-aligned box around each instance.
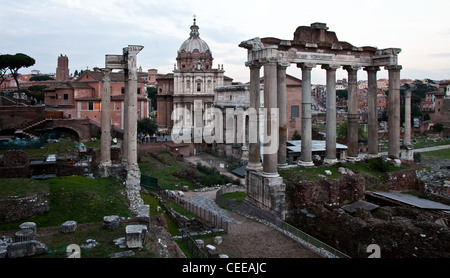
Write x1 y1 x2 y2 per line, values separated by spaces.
240 22 403 219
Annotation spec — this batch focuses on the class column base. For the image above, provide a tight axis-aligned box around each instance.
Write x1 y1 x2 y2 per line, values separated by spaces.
246 163 263 172
98 162 112 178
262 171 280 178
298 160 315 167
323 158 338 165
367 153 380 160
277 163 289 170
346 156 360 163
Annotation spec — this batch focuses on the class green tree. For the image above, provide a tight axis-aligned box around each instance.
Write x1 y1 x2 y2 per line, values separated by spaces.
337 121 367 142
29 75 55 81
0 54 9 87
432 123 444 133
4 53 35 91
292 130 301 140
137 117 158 135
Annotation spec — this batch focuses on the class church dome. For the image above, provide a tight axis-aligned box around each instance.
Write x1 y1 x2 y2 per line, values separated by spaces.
176 18 213 70
178 19 210 54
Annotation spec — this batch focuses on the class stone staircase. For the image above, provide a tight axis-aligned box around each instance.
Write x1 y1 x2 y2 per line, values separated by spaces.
18 118 48 139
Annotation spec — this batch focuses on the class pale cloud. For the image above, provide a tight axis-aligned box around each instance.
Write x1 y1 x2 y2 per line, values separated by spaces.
1 0 449 83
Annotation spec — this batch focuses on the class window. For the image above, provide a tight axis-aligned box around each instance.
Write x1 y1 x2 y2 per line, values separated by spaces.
197 83 201 92
137 88 141 95
291 105 300 118
64 94 68 100
121 88 125 94
88 102 94 111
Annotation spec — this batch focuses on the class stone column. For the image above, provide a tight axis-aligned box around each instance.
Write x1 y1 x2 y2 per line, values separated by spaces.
262 60 279 177
365 66 380 158
277 62 289 169
322 64 339 165
247 62 262 171
122 66 129 165
123 45 144 216
404 90 412 146
344 66 360 160
386 65 402 159
297 63 315 167
99 68 112 177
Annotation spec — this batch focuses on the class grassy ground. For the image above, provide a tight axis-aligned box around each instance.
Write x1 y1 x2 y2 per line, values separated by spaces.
420 148 450 159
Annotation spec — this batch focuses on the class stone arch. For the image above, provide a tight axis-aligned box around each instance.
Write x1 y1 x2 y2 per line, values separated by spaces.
52 126 80 142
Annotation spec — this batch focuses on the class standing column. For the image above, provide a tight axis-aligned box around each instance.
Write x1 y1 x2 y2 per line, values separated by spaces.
365 66 380 158
262 60 278 177
322 64 339 165
122 65 129 165
247 62 263 171
100 68 112 177
344 66 360 160
404 90 412 146
277 62 289 169
297 63 315 167
386 65 402 159
124 45 144 170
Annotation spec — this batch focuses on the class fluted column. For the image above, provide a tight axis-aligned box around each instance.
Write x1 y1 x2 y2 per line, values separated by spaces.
247 62 262 171
262 60 279 177
323 64 339 165
386 65 402 159
297 63 315 167
277 62 289 169
100 68 112 177
365 66 380 158
344 66 360 160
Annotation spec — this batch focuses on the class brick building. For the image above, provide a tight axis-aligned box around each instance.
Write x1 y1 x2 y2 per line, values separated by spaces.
44 68 150 130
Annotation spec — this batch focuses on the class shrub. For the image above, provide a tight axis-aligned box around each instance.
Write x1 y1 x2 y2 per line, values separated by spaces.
367 157 390 172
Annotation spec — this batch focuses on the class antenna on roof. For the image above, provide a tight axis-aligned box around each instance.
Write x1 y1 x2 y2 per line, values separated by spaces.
193 14 196 25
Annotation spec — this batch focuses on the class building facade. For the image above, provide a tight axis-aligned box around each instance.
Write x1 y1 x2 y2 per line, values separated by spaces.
44 69 150 130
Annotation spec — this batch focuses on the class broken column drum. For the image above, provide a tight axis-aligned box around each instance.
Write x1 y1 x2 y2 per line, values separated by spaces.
239 22 402 218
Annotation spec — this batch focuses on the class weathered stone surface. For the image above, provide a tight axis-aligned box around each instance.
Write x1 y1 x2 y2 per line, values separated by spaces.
125 224 148 249
14 229 34 242
7 240 48 258
195 239 204 249
214 236 223 245
19 222 37 235
61 220 77 233
103 215 120 229
109 250 135 258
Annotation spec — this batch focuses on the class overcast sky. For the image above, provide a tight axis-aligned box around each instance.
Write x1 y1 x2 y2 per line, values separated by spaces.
1 0 449 84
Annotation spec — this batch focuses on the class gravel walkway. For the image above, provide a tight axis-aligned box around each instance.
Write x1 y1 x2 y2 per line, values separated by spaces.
185 191 321 258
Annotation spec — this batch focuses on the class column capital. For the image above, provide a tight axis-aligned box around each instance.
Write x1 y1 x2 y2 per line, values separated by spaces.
277 61 290 69
259 56 278 65
100 68 112 81
321 64 340 71
363 66 380 72
343 65 360 72
297 63 316 70
246 61 262 69
385 65 402 71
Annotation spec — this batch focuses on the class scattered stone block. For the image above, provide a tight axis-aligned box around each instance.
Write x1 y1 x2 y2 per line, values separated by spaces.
195 239 204 249
125 225 148 249
137 205 150 225
103 215 120 229
156 206 161 212
325 170 332 175
14 229 34 242
61 221 77 233
214 236 223 245
182 186 189 192
113 237 126 248
7 240 48 258
178 191 184 197
338 167 347 175
219 254 229 258
109 250 135 258
206 244 216 251
80 239 99 249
